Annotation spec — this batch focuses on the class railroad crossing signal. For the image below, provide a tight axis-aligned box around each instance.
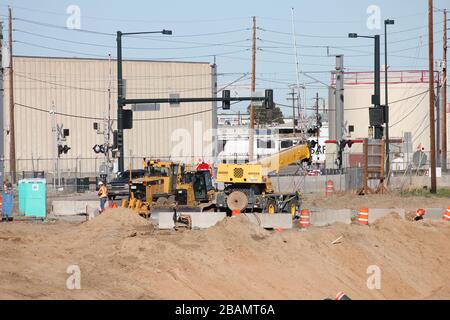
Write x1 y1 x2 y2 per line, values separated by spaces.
58 145 71 156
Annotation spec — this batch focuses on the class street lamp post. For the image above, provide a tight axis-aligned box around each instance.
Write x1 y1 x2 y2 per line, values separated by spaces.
384 19 395 178
348 33 382 139
116 29 172 172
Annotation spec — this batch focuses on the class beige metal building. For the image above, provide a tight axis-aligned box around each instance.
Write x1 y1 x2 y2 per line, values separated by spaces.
328 70 449 167
3 56 217 175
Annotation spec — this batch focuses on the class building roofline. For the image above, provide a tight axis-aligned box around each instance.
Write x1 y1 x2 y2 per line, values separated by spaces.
14 55 212 65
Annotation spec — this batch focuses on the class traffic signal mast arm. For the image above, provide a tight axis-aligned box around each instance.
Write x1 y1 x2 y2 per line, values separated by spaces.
325 139 364 145
121 89 274 110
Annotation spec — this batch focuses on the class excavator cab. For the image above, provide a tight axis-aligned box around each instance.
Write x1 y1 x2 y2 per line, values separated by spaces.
175 170 214 205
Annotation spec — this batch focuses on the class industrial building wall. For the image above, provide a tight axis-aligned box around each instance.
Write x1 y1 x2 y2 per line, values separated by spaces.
331 71 449 154
3 56 215 174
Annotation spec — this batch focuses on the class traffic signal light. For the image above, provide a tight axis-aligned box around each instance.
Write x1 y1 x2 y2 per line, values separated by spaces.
113 130 118 149
58 145 71 156
116 131 123 149
264 89 274 109
122 109 133 130
309 140 317 149
339 140 355 149
222 90 230 110
93 144 109 154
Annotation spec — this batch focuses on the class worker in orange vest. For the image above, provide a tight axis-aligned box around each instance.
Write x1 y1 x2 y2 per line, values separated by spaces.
97 181 108 213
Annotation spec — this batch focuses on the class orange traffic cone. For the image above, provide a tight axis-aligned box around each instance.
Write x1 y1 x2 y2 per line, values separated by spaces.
231 209 241 216
415 208 425 221
335 291 351 300
443 207 450 221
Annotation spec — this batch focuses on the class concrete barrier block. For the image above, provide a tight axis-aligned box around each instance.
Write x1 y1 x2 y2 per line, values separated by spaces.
76 201 98 214
86 205 99 221
158 211 175 229
423 208 446 221
245 213 293 229
368 208 405 224
309 209 351 227
52 201 76 216
52 200 99 216
178 212 227 229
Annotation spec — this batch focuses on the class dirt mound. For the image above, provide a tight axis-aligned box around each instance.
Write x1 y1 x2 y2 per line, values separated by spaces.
1 205 450 299
83 208 153 231
304 193 449 211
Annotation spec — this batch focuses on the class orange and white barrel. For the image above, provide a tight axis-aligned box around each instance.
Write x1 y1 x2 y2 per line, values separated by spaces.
325 180 334 197
358 208 369 225
299 209 311 229
443 207 450 221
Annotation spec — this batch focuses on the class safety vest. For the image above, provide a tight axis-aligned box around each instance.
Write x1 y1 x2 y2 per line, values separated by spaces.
98 185 108 198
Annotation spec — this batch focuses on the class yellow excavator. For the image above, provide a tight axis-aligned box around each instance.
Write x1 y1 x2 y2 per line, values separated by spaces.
215 143 311 215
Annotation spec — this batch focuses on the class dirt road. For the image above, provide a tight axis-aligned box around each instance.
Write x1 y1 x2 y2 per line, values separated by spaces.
1 202 450 300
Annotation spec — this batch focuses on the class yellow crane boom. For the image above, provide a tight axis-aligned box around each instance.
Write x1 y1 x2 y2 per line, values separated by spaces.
250 143 311 175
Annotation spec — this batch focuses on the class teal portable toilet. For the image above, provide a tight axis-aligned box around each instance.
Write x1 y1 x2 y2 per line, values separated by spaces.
18 179 46 218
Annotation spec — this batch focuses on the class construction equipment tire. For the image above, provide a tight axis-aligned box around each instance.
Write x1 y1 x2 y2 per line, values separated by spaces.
226 191 248 212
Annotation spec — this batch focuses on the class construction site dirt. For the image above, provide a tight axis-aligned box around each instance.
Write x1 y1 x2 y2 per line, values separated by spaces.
0 193 449 300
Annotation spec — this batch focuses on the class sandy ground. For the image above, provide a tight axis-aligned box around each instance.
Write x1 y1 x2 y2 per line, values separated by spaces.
303 192 450 211
1 200 450 300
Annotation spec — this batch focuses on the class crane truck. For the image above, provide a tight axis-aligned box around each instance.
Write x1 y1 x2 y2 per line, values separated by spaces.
215 143 311 215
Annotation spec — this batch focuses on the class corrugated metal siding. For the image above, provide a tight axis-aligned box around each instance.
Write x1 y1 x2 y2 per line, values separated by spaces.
3 56 214 173
343 83 432 153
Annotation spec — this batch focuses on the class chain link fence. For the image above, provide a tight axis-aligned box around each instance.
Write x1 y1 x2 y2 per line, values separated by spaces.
1 151 449 195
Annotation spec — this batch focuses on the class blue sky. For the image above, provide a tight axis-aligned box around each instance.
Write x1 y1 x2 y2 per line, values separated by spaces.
1 0 448 116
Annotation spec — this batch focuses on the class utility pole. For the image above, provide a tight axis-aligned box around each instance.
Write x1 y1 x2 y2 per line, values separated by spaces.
287 87 297 134
428 0 437 193
0 20 4 190
248 16 256 162
334 55 344 142
384 18 395 179
8 7 15 183
315 92 320 144
442 9 447 172
373 34 382 139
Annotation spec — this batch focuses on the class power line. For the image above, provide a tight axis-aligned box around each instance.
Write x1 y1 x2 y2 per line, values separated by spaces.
14 16 252 48
15 40 250 60
389 91 428 128
4 4 250 24
256 11 427 24
14 17 114 36
14 29 251 50
14 102 215 121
